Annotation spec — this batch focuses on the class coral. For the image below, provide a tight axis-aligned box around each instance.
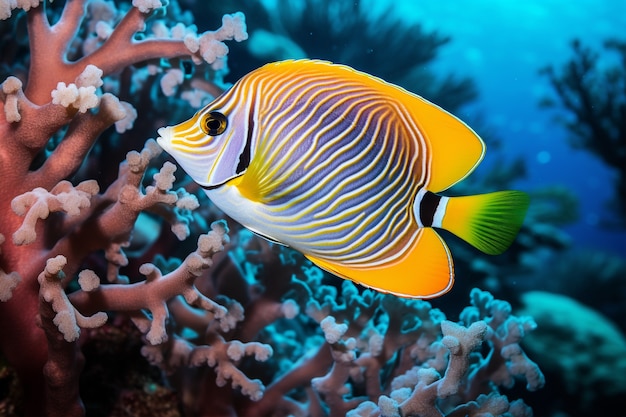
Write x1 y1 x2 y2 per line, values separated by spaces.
540 39 626 227
235 268 543 417
331 288 544 417
518 291 626 416
0 1 248 416
518 248 626 333
0 233 21 301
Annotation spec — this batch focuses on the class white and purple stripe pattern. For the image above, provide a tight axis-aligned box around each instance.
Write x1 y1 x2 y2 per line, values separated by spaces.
207 62 433 267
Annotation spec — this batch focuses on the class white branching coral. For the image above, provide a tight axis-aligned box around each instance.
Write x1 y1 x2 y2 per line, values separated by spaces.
184 12 248 66
132 0 162 14
62 221 232 345
38 256 108 342
94 20 114 39
160 68 184 97
180 88 212 108
0 0 46 20
114 101 137 133
0 76 22 122
189 335 273 401
51 65 105 113
75 64 104 89
11 180 100 246
220 12 248 43
321 316 348 344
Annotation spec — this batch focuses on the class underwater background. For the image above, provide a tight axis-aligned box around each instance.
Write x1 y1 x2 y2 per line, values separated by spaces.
399 0 626 256
252 0 626 255
0 0 625 416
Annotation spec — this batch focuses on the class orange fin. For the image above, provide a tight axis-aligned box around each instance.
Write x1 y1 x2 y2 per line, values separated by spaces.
304 228 454 299
404 95 486 192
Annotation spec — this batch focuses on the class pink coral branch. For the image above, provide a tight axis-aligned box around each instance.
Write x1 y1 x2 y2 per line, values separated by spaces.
11 179 100 246
92 39 195 74
8 139 197 293
103 5 146 44
189 333 272 401
0 3 248 415
31 93 127 188
38 256 108 342
23 1 246 106
0 77 74 166
37 254 107 417
54 0 88 47
312 348 363 417
69 221 230 344
461 289 545 399
397 321 488 417
25 5 67 103
86 5 197 74
242 344 334 416
437 321 488 397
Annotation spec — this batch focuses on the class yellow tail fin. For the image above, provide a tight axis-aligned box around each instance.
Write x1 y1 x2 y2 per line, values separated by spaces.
440 191 530 255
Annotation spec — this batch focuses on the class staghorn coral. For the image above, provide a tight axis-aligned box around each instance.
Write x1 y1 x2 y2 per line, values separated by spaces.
0 1 249 415
312 287 545 417
228 246 543 417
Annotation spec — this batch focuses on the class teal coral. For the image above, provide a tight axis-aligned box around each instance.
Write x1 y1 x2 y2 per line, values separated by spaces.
518 291 626 415
237 259 544 417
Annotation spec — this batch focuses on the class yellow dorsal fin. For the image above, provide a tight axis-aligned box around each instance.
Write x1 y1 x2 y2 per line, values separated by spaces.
401 96 486 193
304 228 454 299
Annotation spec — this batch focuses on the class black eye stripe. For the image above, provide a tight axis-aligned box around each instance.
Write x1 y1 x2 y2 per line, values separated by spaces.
201 111 228 135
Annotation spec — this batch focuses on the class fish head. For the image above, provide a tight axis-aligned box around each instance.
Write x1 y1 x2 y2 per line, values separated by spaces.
157 102 252 189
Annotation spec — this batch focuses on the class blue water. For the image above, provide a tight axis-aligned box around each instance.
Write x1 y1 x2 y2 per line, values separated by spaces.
366 0 626 256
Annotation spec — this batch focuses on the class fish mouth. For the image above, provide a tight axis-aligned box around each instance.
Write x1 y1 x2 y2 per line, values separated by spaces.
156 126 172 151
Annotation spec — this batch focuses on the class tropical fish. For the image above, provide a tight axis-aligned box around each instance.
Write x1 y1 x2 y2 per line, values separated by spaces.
157 59 529 298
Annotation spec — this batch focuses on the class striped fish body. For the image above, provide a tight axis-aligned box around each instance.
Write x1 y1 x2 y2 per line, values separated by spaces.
157 60 529 298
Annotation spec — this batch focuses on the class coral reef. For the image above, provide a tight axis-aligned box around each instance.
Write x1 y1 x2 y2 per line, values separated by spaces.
0 1 248 415
519 248 626 333
540 39 626 227
518 291 626 416
0 1 545 416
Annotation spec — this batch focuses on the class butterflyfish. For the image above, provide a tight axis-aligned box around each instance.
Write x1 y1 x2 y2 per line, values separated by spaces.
157 59 529 298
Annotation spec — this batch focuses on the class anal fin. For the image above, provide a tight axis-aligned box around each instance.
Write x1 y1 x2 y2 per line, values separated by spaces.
304 228 454 299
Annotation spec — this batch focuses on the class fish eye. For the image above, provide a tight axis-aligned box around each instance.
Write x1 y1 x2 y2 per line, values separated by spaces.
201 111 228 136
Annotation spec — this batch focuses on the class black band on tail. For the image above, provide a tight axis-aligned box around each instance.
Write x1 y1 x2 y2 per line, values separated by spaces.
419 191 442 227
